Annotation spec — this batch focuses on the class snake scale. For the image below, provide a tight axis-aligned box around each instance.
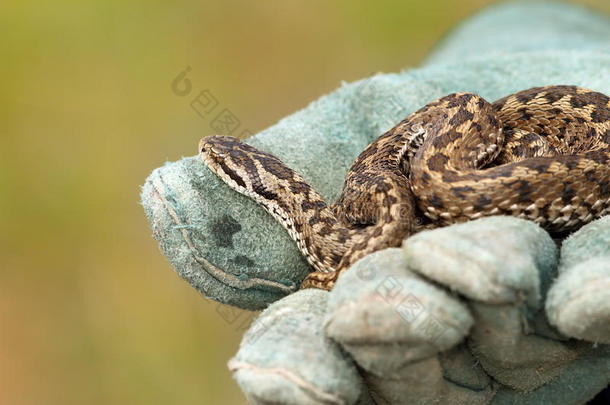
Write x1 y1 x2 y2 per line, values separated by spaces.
200 85 610 290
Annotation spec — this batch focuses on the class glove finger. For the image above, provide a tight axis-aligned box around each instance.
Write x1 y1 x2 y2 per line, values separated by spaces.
229 289 366 405
546 216 610 343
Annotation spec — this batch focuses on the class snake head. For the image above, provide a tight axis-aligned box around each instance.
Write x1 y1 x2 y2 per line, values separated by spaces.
199 135 252 176
199 135 241 162
199 135 252 190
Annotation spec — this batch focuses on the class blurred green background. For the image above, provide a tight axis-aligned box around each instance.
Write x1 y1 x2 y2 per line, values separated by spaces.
2 0 609 404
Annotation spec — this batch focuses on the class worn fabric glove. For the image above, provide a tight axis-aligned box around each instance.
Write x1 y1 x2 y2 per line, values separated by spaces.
141 2 610 404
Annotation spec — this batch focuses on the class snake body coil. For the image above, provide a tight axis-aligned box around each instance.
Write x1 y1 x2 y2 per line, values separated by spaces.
200 86 610 290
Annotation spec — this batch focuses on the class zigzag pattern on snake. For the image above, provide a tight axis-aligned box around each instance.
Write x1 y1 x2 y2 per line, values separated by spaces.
199 86 610 290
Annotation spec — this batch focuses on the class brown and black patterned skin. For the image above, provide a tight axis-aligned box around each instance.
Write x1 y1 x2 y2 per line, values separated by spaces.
200 86 610 290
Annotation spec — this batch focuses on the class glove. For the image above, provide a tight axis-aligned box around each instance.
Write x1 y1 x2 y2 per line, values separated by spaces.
141 2 610 404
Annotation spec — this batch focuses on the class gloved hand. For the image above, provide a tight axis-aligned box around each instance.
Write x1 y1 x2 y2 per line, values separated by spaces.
141 2 610 404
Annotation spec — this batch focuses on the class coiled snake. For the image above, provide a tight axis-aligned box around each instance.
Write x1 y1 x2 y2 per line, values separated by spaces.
200 86 610 290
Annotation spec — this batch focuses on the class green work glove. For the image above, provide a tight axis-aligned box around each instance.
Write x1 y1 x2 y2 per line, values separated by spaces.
142 2 610 404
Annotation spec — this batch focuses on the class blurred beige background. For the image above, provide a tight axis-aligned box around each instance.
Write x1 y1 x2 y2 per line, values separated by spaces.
2 1 609 404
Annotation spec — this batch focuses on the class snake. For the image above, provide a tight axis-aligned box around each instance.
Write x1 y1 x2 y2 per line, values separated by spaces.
199 85 610 290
